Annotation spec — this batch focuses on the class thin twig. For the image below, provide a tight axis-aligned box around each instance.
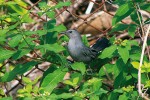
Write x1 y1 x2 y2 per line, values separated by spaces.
21 31 44 60
135 3 145 39
136 4 150 60
134 2 150 99
138 25 150 99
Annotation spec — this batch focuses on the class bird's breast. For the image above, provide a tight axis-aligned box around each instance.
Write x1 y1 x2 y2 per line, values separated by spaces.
67 40 82 61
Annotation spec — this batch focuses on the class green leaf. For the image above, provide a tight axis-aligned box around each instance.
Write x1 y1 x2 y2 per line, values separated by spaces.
22 77 32 84
82 35 89 46
99 45 117 59
36 43 65 53
46 11 55 19
141 73 148 84
43 19 56 30
113 0 126 5
8 3 28 15
112 3 134 25
0 49 16 62
134 0 143 2
56 93 73 99
38 0 47 9
114 71 126 88
110 24 129 33
7 13 20 22
0 97 12 100
147 40 150 45
92 78 102 91
0 61 37 82
113 89 123 93
121 40 128 47
131 62 139 69
141 62 150 73
46 53 68 66
53 24 67 32
49 93 73 99
41 68 67 94
64 80 75 87
122 85 134 92
99 64 115 77
18 37 36 49
26 84 32 92
8 22 20 30
88 78 102 87
8 34 23 47
127 40 139 46
23 31 37 36
64 77 79 87
97 88 108 95
21 13 33 23
130 11 140 24
40 65 57 85
128 24 137 38
73 77 80 85
36 30 47 36
90 95 99 100
118 46 129 64
140 3 150 12
145 80 150 88
130 53 141 61
0 29 8 36
116 58 126 72
71 62 86 75
12 49 31 60
119 93 129 100
70 73 83 86
131 91 139 99
47 24 67 32
108 92 119 100
52 1 71 9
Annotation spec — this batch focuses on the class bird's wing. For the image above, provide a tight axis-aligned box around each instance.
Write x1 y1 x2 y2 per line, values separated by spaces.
81 46 98 59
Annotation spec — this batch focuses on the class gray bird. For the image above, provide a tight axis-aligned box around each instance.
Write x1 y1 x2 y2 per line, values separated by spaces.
61 29 109 63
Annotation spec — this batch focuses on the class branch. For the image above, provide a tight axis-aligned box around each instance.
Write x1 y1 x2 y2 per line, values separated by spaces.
138 25 150 99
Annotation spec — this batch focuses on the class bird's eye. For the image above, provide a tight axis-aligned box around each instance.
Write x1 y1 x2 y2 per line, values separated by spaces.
69 31 72 33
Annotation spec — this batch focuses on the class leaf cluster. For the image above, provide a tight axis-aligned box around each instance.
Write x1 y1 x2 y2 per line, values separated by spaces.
0 0 150 100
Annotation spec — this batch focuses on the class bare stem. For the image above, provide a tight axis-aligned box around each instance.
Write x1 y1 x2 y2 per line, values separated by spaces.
138 25 150 99
134 2 150 99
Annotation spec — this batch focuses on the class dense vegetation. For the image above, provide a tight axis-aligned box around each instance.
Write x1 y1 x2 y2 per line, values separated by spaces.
0 0 150 100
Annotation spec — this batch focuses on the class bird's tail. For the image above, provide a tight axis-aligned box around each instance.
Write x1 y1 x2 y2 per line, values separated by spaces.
91 37 110 52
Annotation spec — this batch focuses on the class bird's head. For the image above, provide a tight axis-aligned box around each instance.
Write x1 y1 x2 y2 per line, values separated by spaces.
61 29 81 39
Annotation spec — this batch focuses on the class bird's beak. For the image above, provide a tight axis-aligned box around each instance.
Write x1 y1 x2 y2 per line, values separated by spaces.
59 31 66 39
60 31 66 34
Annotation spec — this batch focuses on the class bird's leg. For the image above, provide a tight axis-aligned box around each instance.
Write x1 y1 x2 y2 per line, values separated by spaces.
86 65 93 75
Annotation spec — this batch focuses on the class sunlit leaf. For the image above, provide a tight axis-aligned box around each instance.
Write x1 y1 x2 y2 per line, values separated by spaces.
110 24 128 33
128 24 137 38
41 68 67 94
112 3 134 25
100 45 117 59
0 49 16 62
0 61 37 82
118 46 129 64
8 34 23 47
46 11 55 19
140 3 150 12
12 49 31 60
36 43 65 53
71 62 86 75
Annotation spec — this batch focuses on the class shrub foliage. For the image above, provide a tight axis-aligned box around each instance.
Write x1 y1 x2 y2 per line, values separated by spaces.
0 0 150 100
